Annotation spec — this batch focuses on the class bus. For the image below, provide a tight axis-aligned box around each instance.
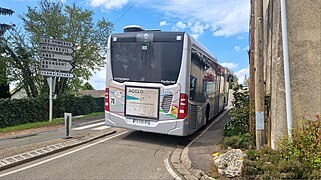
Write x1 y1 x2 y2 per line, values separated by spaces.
105 26 230 136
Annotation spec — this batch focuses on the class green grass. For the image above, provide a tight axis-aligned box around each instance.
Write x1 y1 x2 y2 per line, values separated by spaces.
0 112 104 133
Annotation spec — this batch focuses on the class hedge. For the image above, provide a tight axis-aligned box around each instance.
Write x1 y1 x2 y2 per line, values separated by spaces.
0 95 99 128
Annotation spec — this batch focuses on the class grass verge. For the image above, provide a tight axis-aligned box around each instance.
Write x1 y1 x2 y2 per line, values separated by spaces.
0 112 104 133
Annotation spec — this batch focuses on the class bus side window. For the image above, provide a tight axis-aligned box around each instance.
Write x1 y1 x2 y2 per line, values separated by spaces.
190 76 197 100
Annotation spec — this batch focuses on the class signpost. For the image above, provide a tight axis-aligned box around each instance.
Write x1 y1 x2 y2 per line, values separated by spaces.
39 37 75 122
40 60 73 72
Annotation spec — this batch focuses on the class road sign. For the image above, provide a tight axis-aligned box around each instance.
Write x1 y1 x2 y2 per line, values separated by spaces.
40 52 73 61
41 37 74 48
41 45 74 54
41 59 73 72
41 70 74 78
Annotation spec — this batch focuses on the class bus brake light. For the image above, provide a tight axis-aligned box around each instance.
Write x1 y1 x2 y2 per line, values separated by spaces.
105 88 110 111
178 93 188 119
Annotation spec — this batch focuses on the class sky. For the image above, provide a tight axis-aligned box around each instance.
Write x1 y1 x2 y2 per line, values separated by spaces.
1 0 250 90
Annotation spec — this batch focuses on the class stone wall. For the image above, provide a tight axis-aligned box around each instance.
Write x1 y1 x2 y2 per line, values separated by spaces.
260 0 321 148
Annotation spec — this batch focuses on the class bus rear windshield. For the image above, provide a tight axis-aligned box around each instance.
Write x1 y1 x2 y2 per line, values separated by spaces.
111 42 183 85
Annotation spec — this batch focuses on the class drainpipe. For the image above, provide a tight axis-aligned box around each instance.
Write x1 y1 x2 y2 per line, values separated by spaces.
280 0 293 140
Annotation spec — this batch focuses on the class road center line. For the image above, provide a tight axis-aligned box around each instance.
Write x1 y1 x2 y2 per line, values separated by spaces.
0 131 129 178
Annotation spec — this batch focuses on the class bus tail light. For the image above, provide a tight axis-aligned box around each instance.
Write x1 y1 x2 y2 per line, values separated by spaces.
178 93 188 119
105 88 110 111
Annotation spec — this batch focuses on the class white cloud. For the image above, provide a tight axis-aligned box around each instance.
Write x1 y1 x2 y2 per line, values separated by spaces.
89 68 106 90
90 0 129 9
159 20 167 27
242 46 249 51
220 62 238 69
237 36 244 40
234 67 249 84
190 22 209 34
191 34 199 39
174 21 187 30
234 46 241 52
89 0 250 37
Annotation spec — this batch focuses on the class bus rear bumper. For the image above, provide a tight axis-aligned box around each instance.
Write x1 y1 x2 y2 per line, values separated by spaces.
105 112 188 136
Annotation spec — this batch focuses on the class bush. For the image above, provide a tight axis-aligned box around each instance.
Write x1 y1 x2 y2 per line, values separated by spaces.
225 90 250 137
242 116 321 179
0 95 99 128
223 133 254 149
278 115 321 169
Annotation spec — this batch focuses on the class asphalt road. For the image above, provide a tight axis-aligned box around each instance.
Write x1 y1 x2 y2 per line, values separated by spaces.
0 127 194 179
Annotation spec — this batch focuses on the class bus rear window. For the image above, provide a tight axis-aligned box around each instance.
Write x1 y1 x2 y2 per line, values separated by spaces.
111 42 183 85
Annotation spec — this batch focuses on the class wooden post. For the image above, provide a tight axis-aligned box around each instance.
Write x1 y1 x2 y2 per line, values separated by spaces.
254 0 265 150
249 0 256 134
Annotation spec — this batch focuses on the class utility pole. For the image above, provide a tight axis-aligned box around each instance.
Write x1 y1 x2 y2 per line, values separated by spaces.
249 0 256 134
254 0 265 150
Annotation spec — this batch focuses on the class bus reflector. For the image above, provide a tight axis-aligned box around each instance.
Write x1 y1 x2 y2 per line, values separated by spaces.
178 93 188 119
105 88 110 111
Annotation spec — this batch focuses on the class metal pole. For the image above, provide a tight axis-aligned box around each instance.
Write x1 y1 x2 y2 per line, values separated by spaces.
280 0 293 140
254 0 265 150
49 77 53 122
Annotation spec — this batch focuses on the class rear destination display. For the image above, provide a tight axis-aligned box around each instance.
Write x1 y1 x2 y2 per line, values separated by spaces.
125 86 160 119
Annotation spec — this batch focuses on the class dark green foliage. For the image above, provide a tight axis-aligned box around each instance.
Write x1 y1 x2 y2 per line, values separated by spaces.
243 140 321 179
223 133 254 149
223 90 254 149
0 95 99 128
224 90 250 137
224 117 249 136
94 97 104 112
53 95 99 118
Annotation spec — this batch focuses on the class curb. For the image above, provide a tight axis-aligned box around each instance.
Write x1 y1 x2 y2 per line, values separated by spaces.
0 129 115 171
0 118 105 141
170 107 233 180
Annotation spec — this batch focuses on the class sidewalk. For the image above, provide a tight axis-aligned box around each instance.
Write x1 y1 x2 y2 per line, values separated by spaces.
170 107 231 179
0 116 115 171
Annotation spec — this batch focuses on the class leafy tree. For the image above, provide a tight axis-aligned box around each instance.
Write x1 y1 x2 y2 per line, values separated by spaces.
0 7 15 98
1 0 113 98
81 82 94 90
19 0 113 95
1 29 40 97
0 7 15 36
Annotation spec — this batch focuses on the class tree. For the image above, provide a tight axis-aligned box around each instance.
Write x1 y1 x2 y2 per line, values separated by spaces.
82 82 94 90
1 29 40 97
0 7 15 98
19 0 113 95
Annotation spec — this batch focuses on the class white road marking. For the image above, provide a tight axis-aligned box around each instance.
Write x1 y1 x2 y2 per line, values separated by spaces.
92 126 110 131
164 158 182 180
0 131 129 178
72 122 105 130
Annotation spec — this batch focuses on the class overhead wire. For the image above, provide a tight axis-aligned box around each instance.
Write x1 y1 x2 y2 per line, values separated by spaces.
114 1 137 25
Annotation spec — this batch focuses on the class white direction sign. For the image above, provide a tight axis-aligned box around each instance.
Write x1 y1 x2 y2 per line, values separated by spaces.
41 45 74 54
41 37 74 48
41 59 73 72
40 52 73 61
41 70 74 78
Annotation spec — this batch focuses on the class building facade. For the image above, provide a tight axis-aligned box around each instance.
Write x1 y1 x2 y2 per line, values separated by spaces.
251 0 321 148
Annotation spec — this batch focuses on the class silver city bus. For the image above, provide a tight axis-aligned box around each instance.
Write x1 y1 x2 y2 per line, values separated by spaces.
105 26 230 136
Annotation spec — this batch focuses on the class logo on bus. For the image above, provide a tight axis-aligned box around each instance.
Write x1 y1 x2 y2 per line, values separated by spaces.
128 89 144 94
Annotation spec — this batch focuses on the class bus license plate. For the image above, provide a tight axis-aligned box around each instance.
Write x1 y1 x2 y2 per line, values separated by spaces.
133 119 151 125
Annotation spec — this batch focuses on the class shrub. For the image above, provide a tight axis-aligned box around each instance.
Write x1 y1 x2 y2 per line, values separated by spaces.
0 95 99 128
224 90 250 137
223 133 254 149
242 116 321 179
278 115 321 169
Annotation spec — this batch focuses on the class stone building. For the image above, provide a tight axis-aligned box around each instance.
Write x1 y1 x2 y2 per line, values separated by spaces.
251 0 321 148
